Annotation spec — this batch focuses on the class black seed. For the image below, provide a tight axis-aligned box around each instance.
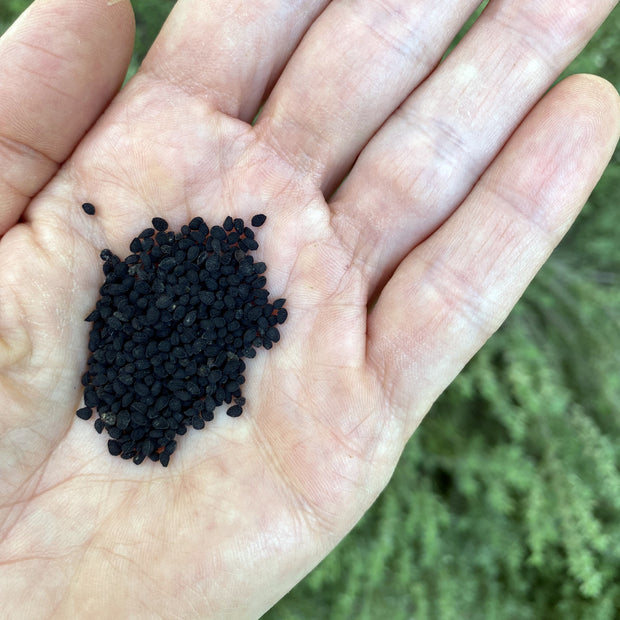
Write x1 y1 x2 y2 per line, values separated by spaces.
84 388 98 408
76 407 92 420
164 440 177 455
117 411 131 430
159 257 177 272
192 415 205 430
152 217 168 231
266 326 280 343
79 213 288 466
156 294 174 309
251 213 266 227
226 405 243 417
108 440 122 456
82 202 96 215
139 228 155 239
210 225 226 240
153 417 170 430
189 216 203 230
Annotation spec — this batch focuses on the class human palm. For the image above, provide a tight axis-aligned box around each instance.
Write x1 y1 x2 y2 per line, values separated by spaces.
1 1 618 618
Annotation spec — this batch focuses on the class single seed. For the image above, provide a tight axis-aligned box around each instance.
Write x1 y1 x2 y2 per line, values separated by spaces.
226 405 243 417
82 202 96 215
108 440 122 456
251 213 266 227
139 228 155 239
189 216 203 230
152 217 168 232
76 407 92 420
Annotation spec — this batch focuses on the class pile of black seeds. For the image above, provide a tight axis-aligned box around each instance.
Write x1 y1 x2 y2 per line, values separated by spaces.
76 214 287 466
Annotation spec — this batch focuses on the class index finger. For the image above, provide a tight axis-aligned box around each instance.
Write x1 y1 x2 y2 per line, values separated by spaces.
0 0 135 235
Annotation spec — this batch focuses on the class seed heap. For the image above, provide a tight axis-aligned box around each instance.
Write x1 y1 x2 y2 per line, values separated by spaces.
76 214 287 466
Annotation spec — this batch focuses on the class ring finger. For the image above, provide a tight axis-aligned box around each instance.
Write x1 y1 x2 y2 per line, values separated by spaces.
330 0 617 295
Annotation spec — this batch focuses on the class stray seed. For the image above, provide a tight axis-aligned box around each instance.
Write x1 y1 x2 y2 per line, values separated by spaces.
226 405 243 417
82 202 96 215
251 214 266 227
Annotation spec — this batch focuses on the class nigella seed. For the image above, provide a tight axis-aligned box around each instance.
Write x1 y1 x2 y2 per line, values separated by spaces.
82 202 96 215
108 440 122 456
251 213 266 227
76 407 92 420
77 214 287 466
152 217 168 232
226 405 243 417
210 226 226 240
139 228 155 239
192 415 205 430
156 294 174 309
159 257 177 272
189 216 203 230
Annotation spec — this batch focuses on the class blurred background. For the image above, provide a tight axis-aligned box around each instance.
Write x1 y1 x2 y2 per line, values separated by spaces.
2 1 619 618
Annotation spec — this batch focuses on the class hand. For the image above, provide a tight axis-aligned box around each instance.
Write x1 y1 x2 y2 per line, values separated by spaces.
1 0 618 617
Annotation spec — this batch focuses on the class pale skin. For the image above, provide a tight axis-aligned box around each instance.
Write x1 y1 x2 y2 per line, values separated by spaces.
0 0 618 617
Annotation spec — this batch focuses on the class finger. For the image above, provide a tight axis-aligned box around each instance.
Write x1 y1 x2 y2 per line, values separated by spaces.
0 0 135 236
256 0 481 192
367 74 620 434
139 0 330 122
330 0 617 295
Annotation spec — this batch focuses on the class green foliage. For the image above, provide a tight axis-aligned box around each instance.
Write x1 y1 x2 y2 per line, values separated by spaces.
0 0 31 32
2 2 620 618
126 0 176 79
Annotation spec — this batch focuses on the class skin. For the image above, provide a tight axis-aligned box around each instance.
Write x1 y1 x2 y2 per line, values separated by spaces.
0 0 618 617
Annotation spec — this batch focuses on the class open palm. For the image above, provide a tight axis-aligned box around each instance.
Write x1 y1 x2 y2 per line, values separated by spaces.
1 1 618 617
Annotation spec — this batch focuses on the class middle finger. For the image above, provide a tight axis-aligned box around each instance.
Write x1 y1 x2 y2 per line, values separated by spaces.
255 0 482 193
